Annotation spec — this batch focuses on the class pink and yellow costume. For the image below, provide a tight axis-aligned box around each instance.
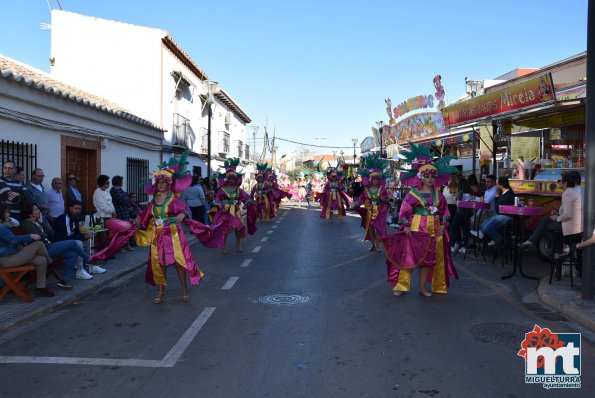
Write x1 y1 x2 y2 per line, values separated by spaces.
354 155 391 241
319 167 351 220
382 142 459 294
251 163 276 221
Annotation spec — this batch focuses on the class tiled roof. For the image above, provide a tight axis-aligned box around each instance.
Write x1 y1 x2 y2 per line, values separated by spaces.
0 54 164 131
216 88 252 124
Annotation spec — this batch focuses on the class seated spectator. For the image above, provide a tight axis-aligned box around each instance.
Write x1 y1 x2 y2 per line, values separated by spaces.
128 192 144 219
477 176 516 247
21 204 98 289
65 172 83 207
1 160 24 222
93 175 116 224
443 175 458 220
0 203 54 297
52 200 106 277
449 175 482 253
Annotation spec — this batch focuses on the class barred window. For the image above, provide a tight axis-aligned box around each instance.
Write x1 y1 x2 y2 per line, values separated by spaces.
126 157 149 203
0 140 37 179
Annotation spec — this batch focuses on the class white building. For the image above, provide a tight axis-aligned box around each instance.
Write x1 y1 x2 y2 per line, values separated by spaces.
0 54 163 210
50 10 252 179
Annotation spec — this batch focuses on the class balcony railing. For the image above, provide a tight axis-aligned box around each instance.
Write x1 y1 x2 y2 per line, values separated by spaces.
218 132 230 154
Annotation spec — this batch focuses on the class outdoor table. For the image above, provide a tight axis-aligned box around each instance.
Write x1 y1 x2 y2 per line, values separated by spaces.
88 228 109 255
457 201 491 260
498 205 543 280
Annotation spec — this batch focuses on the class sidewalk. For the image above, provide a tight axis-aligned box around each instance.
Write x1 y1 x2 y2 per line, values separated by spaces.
0 246 149 333
453 245 595 333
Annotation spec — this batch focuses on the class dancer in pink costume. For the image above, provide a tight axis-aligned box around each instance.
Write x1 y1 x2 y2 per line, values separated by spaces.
90 152 225 304
352 154 390 252
211 158 257 253
251 163 275 222
382 142 459 297
319 165 351 222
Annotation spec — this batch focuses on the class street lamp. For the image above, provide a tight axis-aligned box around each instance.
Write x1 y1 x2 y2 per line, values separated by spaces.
376 121 384 158
251 125 259 161
351 138 358 165
203 80 218 181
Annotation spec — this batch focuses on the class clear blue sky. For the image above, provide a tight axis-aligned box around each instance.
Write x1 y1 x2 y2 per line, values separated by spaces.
0 0 588 157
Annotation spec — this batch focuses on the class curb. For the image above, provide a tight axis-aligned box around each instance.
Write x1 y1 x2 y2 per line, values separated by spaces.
537 276 595 333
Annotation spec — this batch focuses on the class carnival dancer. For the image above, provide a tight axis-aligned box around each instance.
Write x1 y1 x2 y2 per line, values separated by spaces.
251 163 275 222
352 154 391 252
319 165 351 222
383 142 459 297
312 174 323 203
211 158 257 253
89 153 225 304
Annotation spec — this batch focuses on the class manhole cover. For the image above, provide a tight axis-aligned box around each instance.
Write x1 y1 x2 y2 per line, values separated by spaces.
469 322 529 347
259 293 310 305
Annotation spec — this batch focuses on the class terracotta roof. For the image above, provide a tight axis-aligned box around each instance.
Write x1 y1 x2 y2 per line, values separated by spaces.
0 54 164 131
216 88 252 124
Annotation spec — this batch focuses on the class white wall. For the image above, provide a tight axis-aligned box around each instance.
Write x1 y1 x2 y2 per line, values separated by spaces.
51 10 164 124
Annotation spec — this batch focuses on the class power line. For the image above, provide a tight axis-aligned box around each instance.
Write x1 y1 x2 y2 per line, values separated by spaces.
274 137 357 149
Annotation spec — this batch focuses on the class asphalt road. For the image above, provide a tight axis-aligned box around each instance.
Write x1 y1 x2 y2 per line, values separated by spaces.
0 203 594 398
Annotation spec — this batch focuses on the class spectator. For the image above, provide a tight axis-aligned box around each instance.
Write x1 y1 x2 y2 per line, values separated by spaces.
0 160 24 221
0 203 54 297
52 200 105 277
180 175 207 222
21 204 96 290
128 192 144 219
478 176 516 247
14 166 25 184
93 174 115 223
443 175 458 220
46 177 65 221
449 175 479 253
22 168 49 218
110 175 131 221
65 172 83 206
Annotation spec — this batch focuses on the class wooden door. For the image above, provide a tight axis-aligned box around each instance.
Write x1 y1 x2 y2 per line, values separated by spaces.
65 147 97 212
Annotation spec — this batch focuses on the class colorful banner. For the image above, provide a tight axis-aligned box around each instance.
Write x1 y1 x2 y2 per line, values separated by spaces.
442 73 556 126
395 112 447 145
393 95 435 119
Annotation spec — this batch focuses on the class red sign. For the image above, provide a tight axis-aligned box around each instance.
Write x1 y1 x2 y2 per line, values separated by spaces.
442 73 555 126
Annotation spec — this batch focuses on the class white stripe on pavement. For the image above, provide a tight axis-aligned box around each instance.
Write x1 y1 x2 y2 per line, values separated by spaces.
272 225 278 229
0 307 216 368
261 237 268 242
221 276 239 290
253 246 262 252
240 259 253 267
267 230 273 234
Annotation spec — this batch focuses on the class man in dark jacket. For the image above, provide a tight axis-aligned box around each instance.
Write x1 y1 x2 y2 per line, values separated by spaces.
478 176 516 246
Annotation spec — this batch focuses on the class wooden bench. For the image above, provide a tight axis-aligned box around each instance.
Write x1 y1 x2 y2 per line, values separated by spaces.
0 265 36 302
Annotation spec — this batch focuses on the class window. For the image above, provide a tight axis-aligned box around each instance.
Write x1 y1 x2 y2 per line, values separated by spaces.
237 140 243 158
126 157 149 203
218 132 230 153
245 144 250 160
199 127 208 154
172 113 190 147
0 140 37 179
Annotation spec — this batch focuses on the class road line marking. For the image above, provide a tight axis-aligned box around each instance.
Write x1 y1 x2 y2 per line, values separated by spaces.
267 230 273 234
253 246 262 252
275 221 281 224
272 226 277 229
240 259 253 267
261 237 268 242
0 307 216 369
221 276 239 290
162 307 216 366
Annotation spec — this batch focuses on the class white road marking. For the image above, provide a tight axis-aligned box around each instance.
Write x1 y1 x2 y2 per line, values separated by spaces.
0 307 216 368
240 259 253 267
275 221 281 224
253 246 262 252
261 237 268 242
221 276 239 290
267 230 273 234
272 225 278 229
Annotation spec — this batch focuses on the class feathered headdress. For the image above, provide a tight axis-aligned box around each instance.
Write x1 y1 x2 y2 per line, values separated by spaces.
144 150 192 196
217 158 244 186
397 141 458 188
255 162 269 180
358 154 391 187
